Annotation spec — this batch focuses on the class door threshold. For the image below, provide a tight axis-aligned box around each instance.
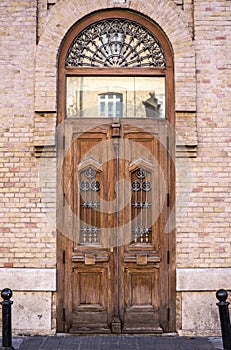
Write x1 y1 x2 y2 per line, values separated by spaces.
70 328 111 334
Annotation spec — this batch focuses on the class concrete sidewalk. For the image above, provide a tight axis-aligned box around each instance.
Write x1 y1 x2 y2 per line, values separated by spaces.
6 335 223 350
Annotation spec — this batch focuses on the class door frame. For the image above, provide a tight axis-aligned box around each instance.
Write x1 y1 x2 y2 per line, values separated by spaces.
56 9 176 333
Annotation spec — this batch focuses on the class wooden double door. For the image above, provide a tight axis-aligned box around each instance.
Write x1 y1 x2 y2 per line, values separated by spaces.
57 117 175 334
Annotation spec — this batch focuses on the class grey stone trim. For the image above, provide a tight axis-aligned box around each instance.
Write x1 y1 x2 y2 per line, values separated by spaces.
177 268 231 291
0 268 56 291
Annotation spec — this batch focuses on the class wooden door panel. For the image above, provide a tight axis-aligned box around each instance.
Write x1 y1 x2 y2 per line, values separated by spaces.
123 267 162 333
123 128 165 249
120 124 168 333
130 273 153 306
125 268 160 309
72 267 108 309
78 272 102 305
61 120 172 334
71 266 111 333
72 128 109 247
64 125 113 333
122 127 166 253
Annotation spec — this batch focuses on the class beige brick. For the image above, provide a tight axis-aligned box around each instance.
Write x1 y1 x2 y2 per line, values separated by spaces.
1 0 231 338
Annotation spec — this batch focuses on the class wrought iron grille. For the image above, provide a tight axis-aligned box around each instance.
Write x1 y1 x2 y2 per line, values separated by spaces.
80 167 101 244
131 168 152 243
66 19 166 68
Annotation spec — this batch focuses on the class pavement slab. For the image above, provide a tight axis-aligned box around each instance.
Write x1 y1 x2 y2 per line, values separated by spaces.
13 335 221 350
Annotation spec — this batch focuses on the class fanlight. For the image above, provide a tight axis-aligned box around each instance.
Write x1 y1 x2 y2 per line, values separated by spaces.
66 19 166 68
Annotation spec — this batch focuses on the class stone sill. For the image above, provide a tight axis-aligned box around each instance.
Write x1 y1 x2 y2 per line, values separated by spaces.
0 268 56 291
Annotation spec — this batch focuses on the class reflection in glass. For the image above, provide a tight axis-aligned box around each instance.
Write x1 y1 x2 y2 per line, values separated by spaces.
66 76 165 118
99 93 123 118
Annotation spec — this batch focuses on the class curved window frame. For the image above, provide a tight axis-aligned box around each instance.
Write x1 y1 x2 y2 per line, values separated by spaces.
58 10 174 126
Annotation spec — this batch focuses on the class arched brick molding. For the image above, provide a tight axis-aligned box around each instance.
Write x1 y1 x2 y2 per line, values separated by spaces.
35 0 196 113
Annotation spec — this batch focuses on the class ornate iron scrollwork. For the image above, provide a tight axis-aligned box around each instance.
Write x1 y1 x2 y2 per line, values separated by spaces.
80 167 100 244
131 168 152 243
136 168 146 179
66 19 166 68
80 181 90 191
86 167 96 179
142 180 152 192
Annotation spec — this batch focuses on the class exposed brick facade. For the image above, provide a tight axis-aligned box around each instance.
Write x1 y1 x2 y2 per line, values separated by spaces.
0 0 230 336
177 0 231 269
0 0 55 269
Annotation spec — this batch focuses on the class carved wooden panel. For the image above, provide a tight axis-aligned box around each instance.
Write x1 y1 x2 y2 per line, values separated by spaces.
123 267 162 333
131 273 153 305
73 269 106 309
71 266 110 333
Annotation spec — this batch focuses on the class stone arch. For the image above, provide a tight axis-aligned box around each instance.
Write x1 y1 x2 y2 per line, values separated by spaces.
35 0 196 113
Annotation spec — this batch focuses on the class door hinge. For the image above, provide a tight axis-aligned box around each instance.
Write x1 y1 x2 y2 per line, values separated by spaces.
63 307 66 322
167 250 170 264
167 307 170 321
167 193 170 207
63 250 66 264
63 192 66 207
63 135 65 151
166 135 169 151
56 267 58 288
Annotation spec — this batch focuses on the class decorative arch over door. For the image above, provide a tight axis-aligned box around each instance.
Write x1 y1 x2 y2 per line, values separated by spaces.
57 9 175 334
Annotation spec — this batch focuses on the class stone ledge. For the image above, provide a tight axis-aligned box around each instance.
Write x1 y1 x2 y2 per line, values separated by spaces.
177 268 231 291
0 268 56 291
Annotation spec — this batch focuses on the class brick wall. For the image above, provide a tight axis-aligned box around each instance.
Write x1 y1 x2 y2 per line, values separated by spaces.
0 0 56 268
176 0 231 268
0 0 230 336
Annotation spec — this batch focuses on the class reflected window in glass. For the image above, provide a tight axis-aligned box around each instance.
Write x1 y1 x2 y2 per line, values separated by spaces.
99 93 123 118
66 76 165 119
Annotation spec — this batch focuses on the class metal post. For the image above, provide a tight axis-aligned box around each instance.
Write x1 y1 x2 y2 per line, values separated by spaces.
0 288 15 350
216 289 231 350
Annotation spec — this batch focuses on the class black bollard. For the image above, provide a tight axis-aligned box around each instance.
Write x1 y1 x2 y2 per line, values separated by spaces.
0 288 15 350
216 289 231 350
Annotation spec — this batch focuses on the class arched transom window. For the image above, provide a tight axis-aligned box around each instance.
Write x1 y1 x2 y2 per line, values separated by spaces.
65 19 166 68
58 10 174 124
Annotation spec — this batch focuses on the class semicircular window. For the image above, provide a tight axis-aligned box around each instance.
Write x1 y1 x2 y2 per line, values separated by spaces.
66 19 166 68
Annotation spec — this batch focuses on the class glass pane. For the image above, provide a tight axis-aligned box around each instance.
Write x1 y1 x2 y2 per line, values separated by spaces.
66 76 165 118
116 100 122 117
99 101 105 116
108 102 113 117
